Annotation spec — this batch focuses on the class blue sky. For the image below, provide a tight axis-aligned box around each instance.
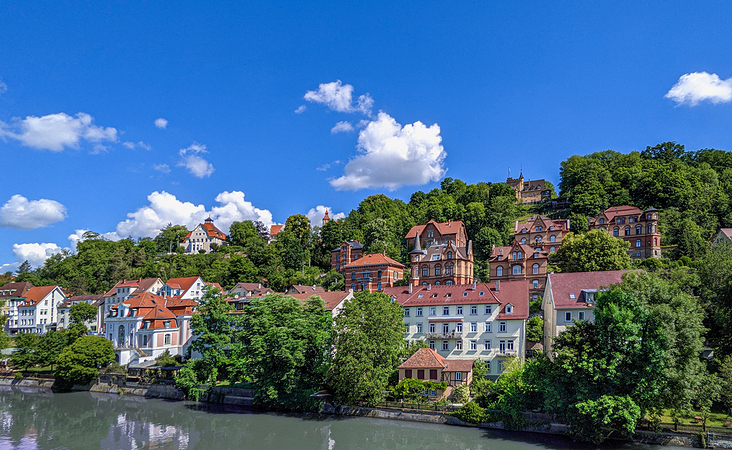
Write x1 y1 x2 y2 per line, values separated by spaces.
2 1 732 270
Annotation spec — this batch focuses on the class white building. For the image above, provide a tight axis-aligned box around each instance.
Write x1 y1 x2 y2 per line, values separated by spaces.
385 280 529 380
542 270 627 355
57 294 103 333
0 281 34 333
102 278 164 333
160 276 207 301
14 286 67 334
181 218 226 254
106 292 197 365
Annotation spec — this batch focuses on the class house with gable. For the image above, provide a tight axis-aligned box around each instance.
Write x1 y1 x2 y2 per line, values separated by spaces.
286 284 326 295
341 253 405 292
512 215 570 254
0 281 34 332
589 206 661 259
385 279 529 380
542 270 628 354
330 239 364 272
102 278 164 333
285 290 354 317
490 242 549 302
106 291 197 365
13 286 67 334
229 282 273 298
398 348 473 391
181 217 227 254
406 220 474 287
160 276 206 301
57 294 103 332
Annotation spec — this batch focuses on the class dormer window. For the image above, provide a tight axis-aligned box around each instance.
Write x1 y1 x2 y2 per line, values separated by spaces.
164 321 171 329
599 218 605 224
505 304 513 314
569 294 576 299
535 227 542 232
549 226 554 230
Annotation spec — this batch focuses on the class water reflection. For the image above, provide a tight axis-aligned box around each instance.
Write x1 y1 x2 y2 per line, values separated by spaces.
0 387 688 450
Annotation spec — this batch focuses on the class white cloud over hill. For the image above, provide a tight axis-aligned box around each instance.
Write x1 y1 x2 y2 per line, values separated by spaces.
0 195 67 229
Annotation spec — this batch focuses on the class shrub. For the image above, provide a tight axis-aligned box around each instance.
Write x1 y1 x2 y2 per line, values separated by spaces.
451 384 470 403
452 401 488 424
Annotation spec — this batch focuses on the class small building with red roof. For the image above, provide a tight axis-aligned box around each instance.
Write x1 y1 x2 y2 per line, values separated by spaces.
398 347 473 388
229 282 273 298
181 217 227 254
542 270 628 354
589 206 661 259
384 280 529 380
340 253 405 292
0 281 34 332
105 291 198 365
285 290 354 317
160 276 206 300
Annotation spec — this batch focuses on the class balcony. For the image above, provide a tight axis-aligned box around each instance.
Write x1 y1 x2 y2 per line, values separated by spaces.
426 332 462 340
356 277 373 282
497 350 517 357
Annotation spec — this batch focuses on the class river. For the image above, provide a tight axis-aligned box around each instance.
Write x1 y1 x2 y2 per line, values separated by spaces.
0 387 688 450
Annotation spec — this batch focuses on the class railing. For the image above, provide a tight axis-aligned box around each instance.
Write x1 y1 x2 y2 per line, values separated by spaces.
426 332 462 339
497 350 517 357
375 401 461 413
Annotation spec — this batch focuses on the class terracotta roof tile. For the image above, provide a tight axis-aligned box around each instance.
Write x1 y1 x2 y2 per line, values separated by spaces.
165 276 200 292
269 224 283 236
0 282 33 298
286 291 351 311
399 348 446 369
548 270 628 309
405 220 465 239
343 253 405 269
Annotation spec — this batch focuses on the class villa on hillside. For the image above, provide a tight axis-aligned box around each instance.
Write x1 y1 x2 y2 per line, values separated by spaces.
181 218 227 254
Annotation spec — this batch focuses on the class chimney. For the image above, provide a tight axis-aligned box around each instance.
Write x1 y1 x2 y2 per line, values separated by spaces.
409 283 413 294
257 283 261 289
427 284 431 291
495 280 500 292
312 284 316 291
472 280 476 291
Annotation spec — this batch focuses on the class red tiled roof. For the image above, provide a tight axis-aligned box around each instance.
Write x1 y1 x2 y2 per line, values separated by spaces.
286 291 351 311
514 215 569 233
183 220 226 240
19 286 59 306
548 270 628 309
491 242 545 260
343 253 405 269
399 348 446 369
269 224 283 236
384 281 529 319
444 359 474 373
165 276 200 291
405 220 465 239
289 285 326 294
0 281 33 298
590 205 644 225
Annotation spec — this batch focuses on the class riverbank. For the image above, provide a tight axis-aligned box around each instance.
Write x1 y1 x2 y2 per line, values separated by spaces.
1 375 726 448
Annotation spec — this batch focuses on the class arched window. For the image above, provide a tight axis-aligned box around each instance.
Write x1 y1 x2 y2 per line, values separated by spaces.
447 251 452 259
520 238 526 244
496 266 503 277
512 265 521 275
118 325 126 347
613 227 619 237
446 280 453 285
164 334 171 345
635 239 641 248
535 236 542 243
422 266 429 277
435 265 441 276
550 235 556 243
435 281 440 285
550 246 556 252
624 226 630 236
532 279 539 288
446 264 453 275
647 225 652 233
636 225 642 235
532 264 539 274
599 218 605 224
142 334 148 347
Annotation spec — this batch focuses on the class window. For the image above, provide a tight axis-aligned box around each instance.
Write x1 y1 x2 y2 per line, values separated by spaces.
351 272 356 280
377 282 382 290
422 266 429 277
599 218 604 224
613 227 619 237
435 266 441 276
505 304 513 314
443 323 449 334
447 251 452 259
484 305 492 314
565 312 572 322
164 334 171 345
404 308 410 317
417 323 423 333
535 236 542 243
550 246 556 252
470 322 477 332
429 323 436 333
405 369 412 378
550 235 556 243
404 323 410 333
445 264 453 275
485 339 492 349
456 340 463 350
455 371 462 381
578 311 585 320
456 322 463 332
429 306 436 316
625 226 630 236
520 238 526 244
532 264 539 274
456 306 463 315
507 340 514 351
442 306 449 315
499 321 507 332
429 341 435 350
636 239 641 248
512 265 521 275
535 226 542 232
430 369 438 380
442 340 449 350
636 225 642 235
470 340 477 350
647 224 653 233
532 279 539 288
499 340 506 353
417 369 425 380
416 307 423 317
427 231 434 238
496 266 503 277
431 254 441 261
532 294 538 301
470 305 477 315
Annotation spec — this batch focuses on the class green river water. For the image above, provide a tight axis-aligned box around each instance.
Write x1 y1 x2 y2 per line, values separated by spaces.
0 387 688 450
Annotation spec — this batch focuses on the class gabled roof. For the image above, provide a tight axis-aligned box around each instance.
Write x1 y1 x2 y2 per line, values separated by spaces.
548 270 628 309
269 224 283 236
19 286 60 307
343 253 405 269
59 294 104 310
405 220 465 240
399 348 446 369
490 243 547 261
286 291 352 311
183 220 226 240
165 276 201 292
0 281 33 298
289 284 326 294
590 206 644 225
514 215 570 234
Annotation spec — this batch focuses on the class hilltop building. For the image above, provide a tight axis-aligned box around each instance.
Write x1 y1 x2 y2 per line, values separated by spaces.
506 173 551 204
181 218 226 254
331 240 364 272
589 206 661 259
342 253 405 292
406 220 474 287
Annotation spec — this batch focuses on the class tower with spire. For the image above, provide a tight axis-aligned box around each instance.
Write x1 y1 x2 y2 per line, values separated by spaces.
322 209 331 226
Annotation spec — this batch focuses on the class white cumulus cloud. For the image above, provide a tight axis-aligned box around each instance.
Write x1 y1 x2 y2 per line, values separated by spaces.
12 243 64 268
331 121 354 134
178 142 214 178
0 195 67 229
294 105 307 114
329 112 446 191
665 72 732 106
154 118 168 129
304 80 374 115
306 205 345 226
114 190 273 239
0 112 118 151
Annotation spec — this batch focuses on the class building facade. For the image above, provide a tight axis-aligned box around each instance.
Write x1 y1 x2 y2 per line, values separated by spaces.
385 280 528 380
506 174 551 204
406 220 474 287
57 294 103 332
181 217 226 254
512 215 570 254
342 253 405 292
102 278 164 333
490 242 549 302
589 206 661 259
331 239 364 272
160 276 206 300
542 270 627 354
398 348 473 390
12 286 67 334
0 282 33 332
